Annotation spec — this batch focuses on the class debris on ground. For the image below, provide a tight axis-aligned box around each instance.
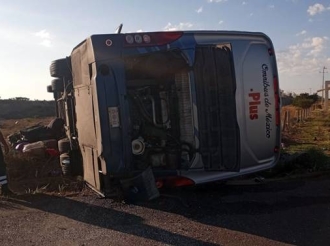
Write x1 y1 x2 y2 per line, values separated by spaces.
3 118 84 196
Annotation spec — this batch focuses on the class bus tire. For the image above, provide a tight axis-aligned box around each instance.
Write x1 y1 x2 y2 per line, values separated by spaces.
47 85 53 93
51 79 64 92
50 57 72 78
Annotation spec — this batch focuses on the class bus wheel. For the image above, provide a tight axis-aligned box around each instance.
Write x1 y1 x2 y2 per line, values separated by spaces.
50 57 72 78
51 78 64 92
47 85 53 93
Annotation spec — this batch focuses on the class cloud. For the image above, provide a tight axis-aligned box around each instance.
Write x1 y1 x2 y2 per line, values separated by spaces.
35 29 52 47
35 30 50 39
277 36 329 76
249 13 254 16
40 39 52 48
208 0 228 3
307 3 327 16
196 6 203 13
164 22 193 31
292 37 325 57
242 2 247 5
219 20 224 25
296 30 307 36
269 5 275 8
308 37 326 56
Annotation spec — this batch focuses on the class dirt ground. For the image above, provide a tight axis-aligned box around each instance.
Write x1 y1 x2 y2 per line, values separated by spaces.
1 173 330 246
0 117 54 138
0 117 83 195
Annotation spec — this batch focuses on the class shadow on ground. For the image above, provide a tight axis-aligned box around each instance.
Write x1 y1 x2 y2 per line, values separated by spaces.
1 193 218 246
2 175 330 246
140 176 330 245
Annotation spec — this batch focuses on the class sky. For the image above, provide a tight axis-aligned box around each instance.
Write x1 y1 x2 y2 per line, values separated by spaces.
0 0 329 100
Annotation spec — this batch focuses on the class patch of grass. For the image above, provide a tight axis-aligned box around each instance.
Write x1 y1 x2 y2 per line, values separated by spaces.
306 147 330 170
282 109 330 154
262 147 330 179
267 107 330 178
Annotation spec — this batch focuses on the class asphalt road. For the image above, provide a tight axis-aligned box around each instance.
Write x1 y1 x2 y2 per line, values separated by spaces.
1 174 330 246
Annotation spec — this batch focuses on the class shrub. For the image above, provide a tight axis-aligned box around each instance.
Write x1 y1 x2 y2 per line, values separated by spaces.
292 93 319 109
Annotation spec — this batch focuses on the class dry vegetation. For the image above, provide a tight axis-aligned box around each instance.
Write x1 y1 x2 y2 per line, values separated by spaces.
0 99 55 119
268 105 330 178
281 105 330 153
0 117 53 137
6 153 84 195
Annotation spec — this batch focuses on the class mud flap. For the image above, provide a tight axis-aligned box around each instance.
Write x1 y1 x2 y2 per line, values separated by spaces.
120 167 160 203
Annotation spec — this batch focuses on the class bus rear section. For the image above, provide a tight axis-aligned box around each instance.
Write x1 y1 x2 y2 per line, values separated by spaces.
55 30 280 196
180 32 281 184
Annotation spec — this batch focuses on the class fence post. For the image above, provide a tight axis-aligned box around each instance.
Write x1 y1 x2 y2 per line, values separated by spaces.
296 110 299 123
282 111 287 132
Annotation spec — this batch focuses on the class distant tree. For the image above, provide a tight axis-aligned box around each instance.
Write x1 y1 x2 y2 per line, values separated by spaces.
15 97 30 101
284 91 297 98
308 93 319 102
8 97 30 101
292 93 318 109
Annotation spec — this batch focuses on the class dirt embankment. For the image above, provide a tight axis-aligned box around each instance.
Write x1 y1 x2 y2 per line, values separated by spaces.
0 99 66 195
0 99 56 120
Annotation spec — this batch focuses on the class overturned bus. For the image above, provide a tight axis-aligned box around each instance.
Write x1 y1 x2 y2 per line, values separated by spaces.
47 30 281 198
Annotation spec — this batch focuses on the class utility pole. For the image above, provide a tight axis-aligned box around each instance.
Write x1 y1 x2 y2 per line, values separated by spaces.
320 66 328 103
